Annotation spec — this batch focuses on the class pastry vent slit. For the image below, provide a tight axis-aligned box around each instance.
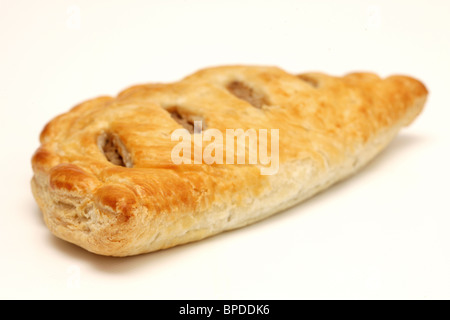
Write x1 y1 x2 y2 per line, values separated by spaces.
298 74 320 88
98 132 133 168
167 107 205 134
226 81 269 109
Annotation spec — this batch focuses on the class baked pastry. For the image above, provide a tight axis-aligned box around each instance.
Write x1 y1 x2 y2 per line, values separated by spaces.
31 65 428 256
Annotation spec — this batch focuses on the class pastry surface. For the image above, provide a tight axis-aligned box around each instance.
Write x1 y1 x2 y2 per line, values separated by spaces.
31 65 427 256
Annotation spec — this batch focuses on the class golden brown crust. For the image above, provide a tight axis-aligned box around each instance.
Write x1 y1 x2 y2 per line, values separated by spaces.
31 65 428 256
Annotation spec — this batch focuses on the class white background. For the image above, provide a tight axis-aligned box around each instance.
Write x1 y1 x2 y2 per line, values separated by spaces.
1 0 449 299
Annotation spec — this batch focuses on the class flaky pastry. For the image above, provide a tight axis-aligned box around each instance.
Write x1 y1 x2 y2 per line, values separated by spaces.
31 65 428 256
